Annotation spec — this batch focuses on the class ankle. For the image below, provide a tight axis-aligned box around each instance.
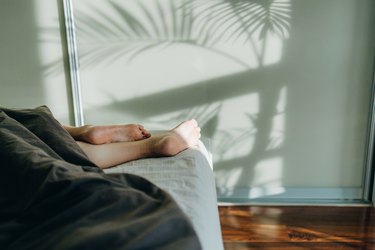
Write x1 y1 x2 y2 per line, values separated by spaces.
153 134 183 157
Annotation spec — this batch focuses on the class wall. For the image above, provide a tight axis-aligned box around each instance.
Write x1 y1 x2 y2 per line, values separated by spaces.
0 0 71 124
1 0 374 200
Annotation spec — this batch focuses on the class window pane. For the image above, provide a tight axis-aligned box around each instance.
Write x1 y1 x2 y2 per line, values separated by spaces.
73 0 375 202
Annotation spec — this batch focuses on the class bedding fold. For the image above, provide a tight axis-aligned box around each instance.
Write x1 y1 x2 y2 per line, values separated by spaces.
0 106 201 250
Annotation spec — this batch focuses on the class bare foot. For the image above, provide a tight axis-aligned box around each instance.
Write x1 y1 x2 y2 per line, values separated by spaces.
75 120 201 169
150 119 201 156
77 124 151 144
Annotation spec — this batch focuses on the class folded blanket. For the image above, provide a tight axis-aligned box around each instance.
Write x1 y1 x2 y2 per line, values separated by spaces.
0 106 201 250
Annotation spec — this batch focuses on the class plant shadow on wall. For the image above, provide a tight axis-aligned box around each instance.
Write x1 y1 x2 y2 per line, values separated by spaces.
46 0 291 200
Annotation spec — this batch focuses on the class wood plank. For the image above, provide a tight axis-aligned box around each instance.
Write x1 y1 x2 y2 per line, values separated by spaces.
219 206 375 250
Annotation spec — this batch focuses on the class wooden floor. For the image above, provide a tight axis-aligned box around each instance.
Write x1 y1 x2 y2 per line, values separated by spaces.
219 206 375 250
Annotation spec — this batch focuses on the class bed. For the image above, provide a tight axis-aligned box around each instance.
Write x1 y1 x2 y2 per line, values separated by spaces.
105 139 224 250
0 106 223 250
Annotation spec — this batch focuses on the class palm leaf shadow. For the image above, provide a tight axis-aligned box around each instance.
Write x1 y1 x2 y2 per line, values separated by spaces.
73 0 197 68
70 0 289 69
43 0 291 74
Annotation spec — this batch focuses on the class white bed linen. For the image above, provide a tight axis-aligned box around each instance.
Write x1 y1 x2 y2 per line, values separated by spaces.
104 140 223 250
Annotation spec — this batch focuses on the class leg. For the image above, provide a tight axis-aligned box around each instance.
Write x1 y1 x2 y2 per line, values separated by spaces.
64 124 151 144
77 120 201 169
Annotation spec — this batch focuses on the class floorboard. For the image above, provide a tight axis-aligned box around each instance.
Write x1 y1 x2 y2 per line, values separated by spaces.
219 206 375 250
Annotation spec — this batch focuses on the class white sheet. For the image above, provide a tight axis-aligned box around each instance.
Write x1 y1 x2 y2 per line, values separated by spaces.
104 140 223 250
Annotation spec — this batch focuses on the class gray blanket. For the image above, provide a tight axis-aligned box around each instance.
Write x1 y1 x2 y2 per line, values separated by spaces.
0 106 201 250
